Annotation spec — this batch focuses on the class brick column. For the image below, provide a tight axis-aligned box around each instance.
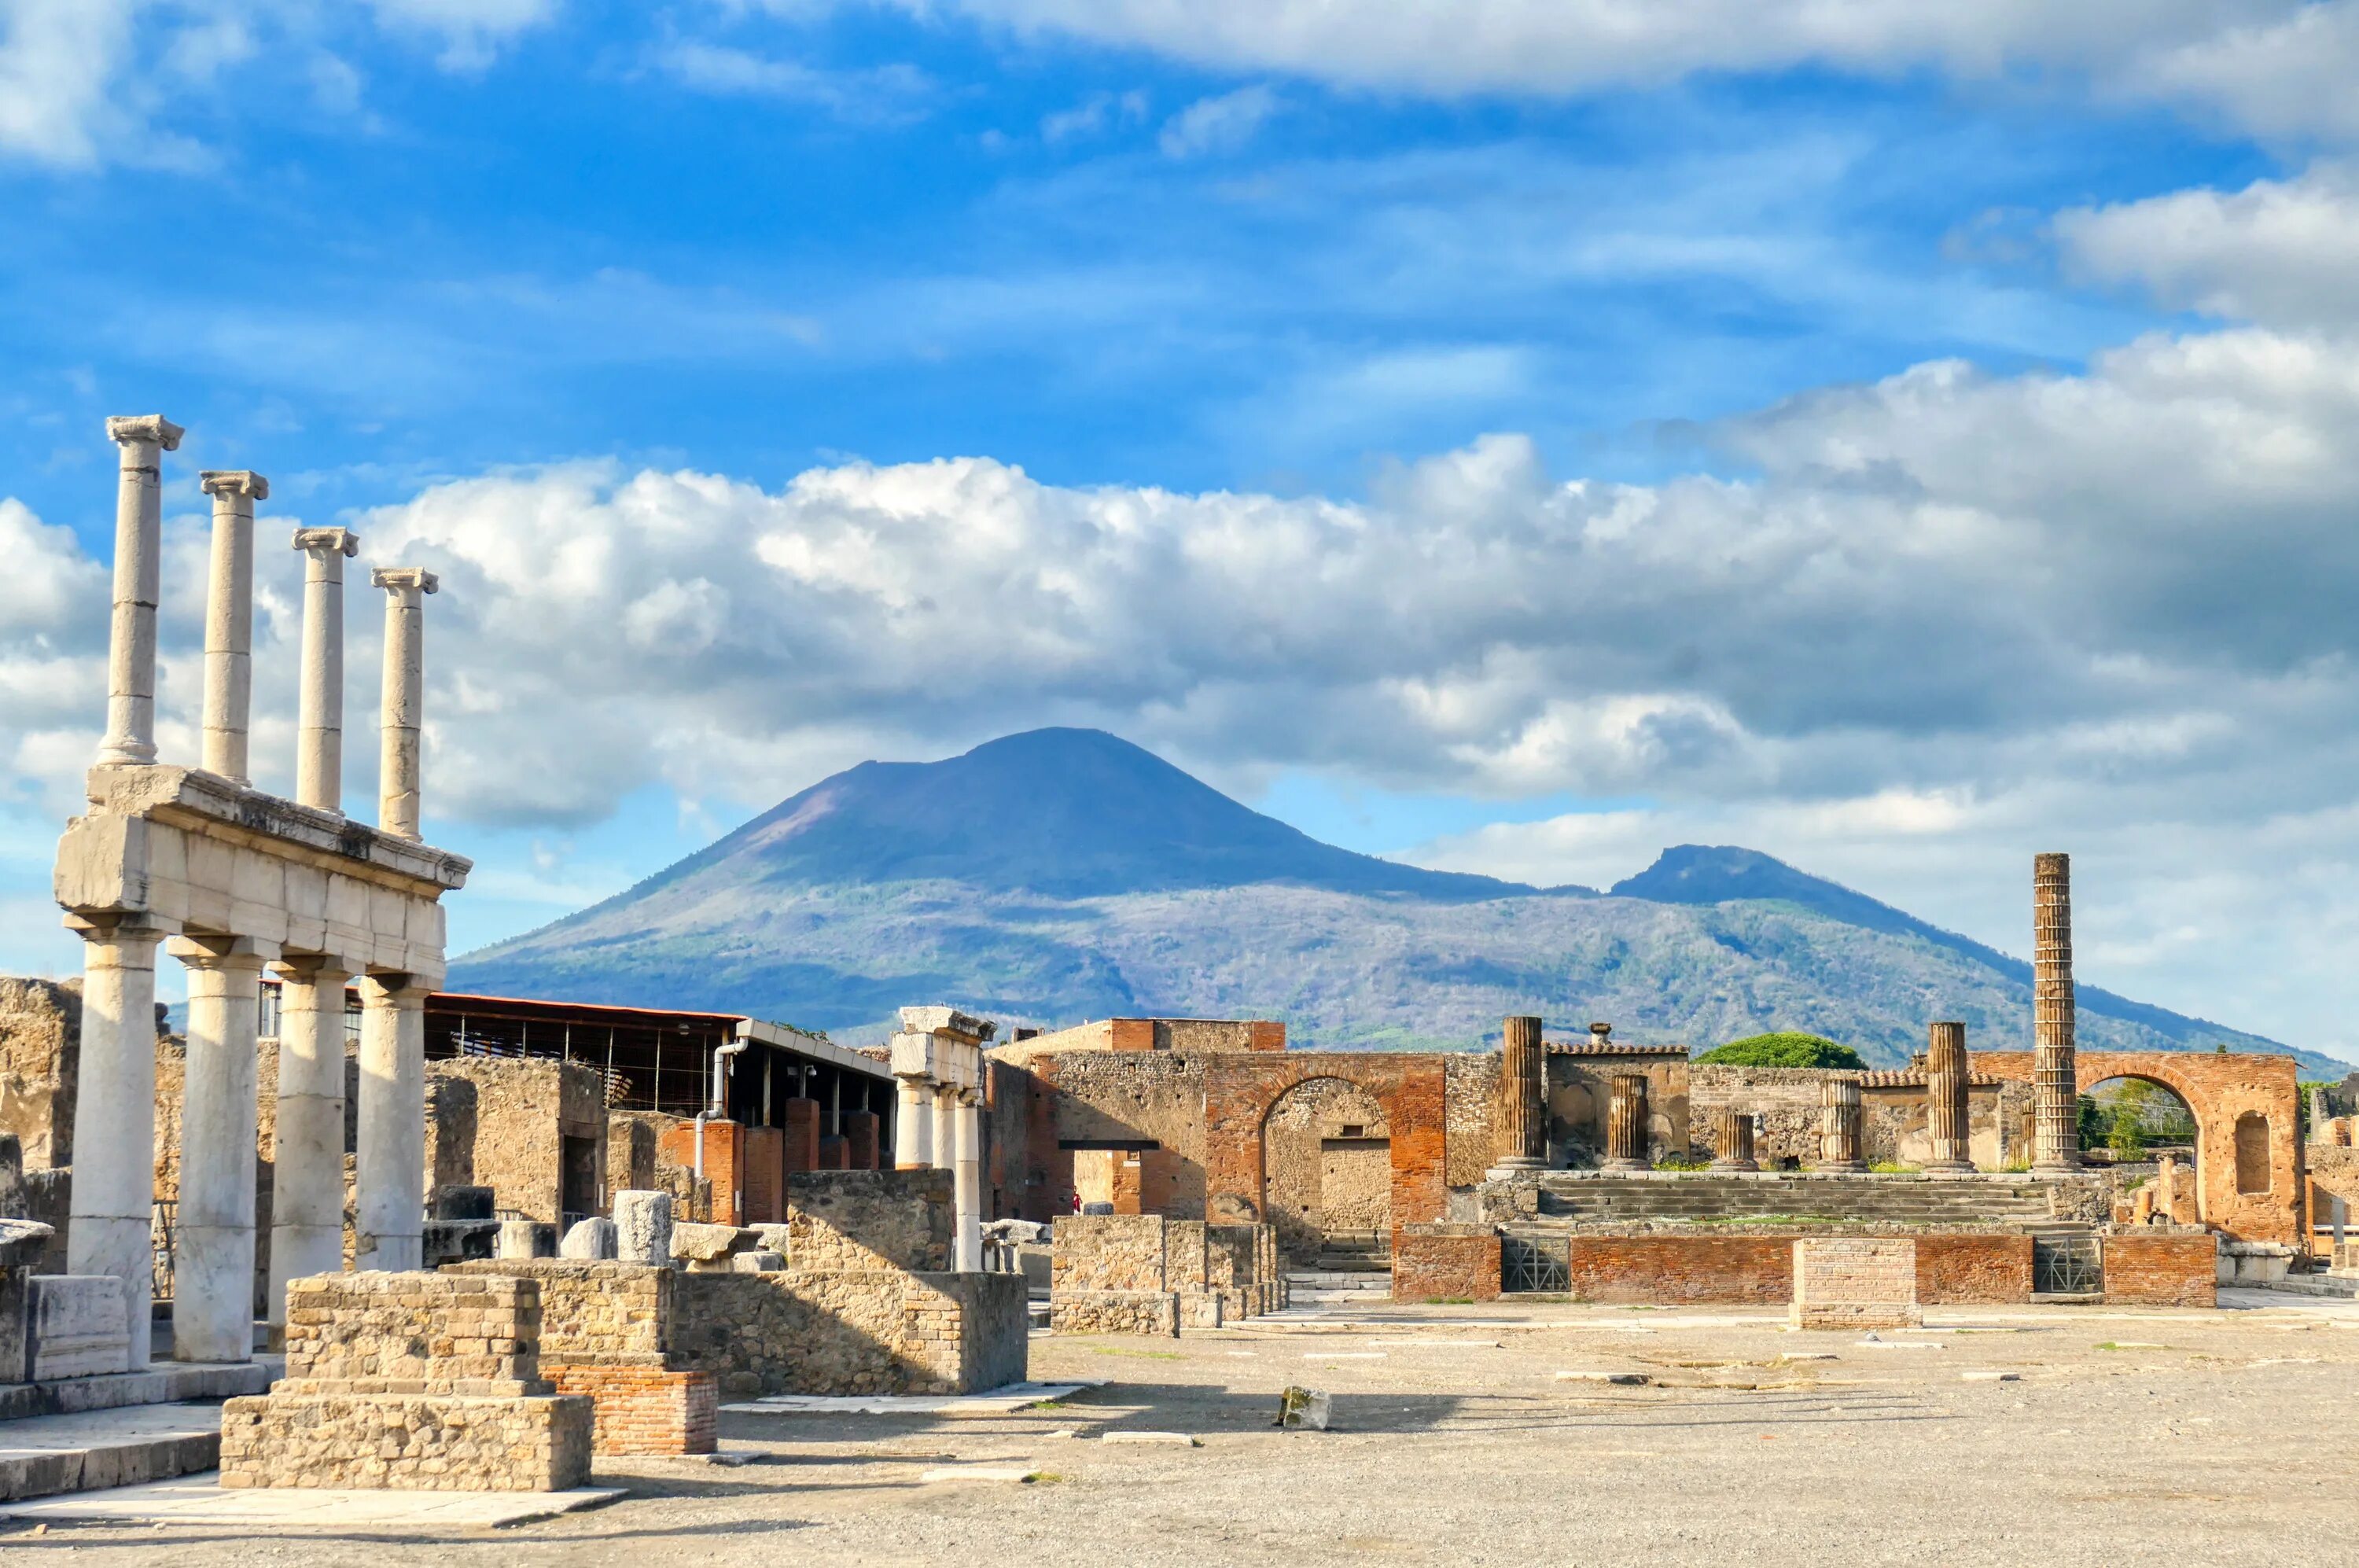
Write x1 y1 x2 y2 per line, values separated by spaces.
782 1095 820 1172
1492 1014 1546 1171
1603 1075 1651 1171
2033 852 2081 1172
1711 1108 1758 1171
1820 1078 1865 1172
845 1110 881 1170
1925 1021 1973 1172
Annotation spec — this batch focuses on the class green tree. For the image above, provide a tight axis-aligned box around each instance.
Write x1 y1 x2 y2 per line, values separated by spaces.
1695 1032 1867 1069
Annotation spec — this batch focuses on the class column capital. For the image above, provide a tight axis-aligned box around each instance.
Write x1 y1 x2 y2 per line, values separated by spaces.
358 970 433 1004
62 911 167 947
292 526 358 558
167 933 277 969
270 951 359 983
106 414 184 451
199 469 269 501
370 566 439 594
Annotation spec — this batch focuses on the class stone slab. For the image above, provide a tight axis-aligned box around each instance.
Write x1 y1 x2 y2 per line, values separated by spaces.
0 1473 621 1528
0 1402 224 1502
0 1360 272 1423
721 1379 1099 1417
28 1276 131 1380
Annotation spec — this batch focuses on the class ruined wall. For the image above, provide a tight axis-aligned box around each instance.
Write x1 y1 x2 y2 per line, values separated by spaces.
669 1268 1027 1397
2103 1231 2217 1307
993 1050 1209 1222
423 1057 609 1223
1688 1065 1837 1165
1444 1052 1503 1184
1050 1214 1167 1293
1263 1077 1389 1255
1860 1077 2033 1169
1916 1233 2035 1304
782 1169 951 1273
0 977 78 1169
1202 1052 1448 1239
1545 1048 1688 1165
1393 1225 1502 1302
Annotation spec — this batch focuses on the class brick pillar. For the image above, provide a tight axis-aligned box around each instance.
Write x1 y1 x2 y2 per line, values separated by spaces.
844 1110 880 1171
1925 1021 1973 1172
782 1097 821 1173
1493 1015 1547 1171
1820 1078 1865 1172
2033 852 2081 1172
1603 1076 1651 1171
817 1134 848 1170
1711 1108 1757 1172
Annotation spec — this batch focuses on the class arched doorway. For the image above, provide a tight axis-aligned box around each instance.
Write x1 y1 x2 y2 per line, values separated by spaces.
2086 1074 2205 1221
1261 1077 1390 1260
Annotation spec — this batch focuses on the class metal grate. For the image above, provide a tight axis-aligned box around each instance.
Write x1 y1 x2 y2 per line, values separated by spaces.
2033 1232 2103 1294
1502 1234 1570 1294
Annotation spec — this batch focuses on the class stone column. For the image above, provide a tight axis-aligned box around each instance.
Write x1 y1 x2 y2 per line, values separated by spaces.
1711 1108 1758 1172
932 1083 958 1172
268 955 351 1323
370 568 437 840
96 415 184 768
292 528 359 813
354 976 429 1272
893 1073 933 1170
64 919 164 1367
953 1090 983 1272
1603 1075 1651 1171
172 938 267 1363
1493 1014 1547 1170
1820 1078 1866 1172
1925 1021 1973 1172
197 470 266 784
2033 852 2081 1172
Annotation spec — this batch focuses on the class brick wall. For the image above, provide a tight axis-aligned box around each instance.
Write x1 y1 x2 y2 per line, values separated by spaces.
2103 1231 2217 1306
658 1117 742 1224
1916 1233 2033 1304
1791 1238 1920 1329
544 1364 716 1457
1564 1235 1789 1304
1202 1053 1448 1235
1393 1225 1502 1302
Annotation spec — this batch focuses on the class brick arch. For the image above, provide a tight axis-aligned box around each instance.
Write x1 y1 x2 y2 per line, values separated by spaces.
1978 1048 2302 1245
1202 1054 1446 1241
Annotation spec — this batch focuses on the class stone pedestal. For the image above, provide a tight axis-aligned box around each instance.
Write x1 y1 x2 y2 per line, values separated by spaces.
1790 1238 1920 1331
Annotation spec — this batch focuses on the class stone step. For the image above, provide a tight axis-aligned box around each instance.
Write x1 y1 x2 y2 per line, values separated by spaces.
0 1403 224 1504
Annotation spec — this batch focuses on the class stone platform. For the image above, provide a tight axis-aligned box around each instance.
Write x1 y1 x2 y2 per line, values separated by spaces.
0 1471 620 1529
0 1402 226 1502
0 1360 272 1423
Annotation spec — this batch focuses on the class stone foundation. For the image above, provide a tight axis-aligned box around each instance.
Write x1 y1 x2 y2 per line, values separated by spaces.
671 1267 1029 1397
1790 1238 1921 1330
1050 1290 1181 1337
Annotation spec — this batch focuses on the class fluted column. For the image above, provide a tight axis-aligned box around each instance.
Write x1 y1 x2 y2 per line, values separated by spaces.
953 1089 983 1272
292 527 359 813
1494 1015 1547 1170
171 938 267 1362
1603 1075 1651 1171
354 975 429 1272
96 415 183 767
64 918 164 1367
268 955 351 1324
197 469 265 783
1711 1107 1758 1172
893 1073 933 1170
2033 852 2081 1172
370 568 437 839
1820 1077 1865 1172
1926 1021 1973 1172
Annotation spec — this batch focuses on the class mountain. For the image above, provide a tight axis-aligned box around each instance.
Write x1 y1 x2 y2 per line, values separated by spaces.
451 728 2344 1072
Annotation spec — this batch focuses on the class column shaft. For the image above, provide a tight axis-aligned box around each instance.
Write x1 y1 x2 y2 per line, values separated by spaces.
931 1084 957 1172
197 471 264 782
1494 1015 1546 1169
354 976 428 1272
1926 1021 1973 1172
370 569 436 838
1820 1078 1865 1171
1711 1107 1758 1171
953 1093 983 1272
894 1078 932 1169
293 528 357 812
174 942 265 1362
2033 852 2081 1172
65 923 164 1367
268 959 351 1323
1603 1075 1651 1171
98 416 182 767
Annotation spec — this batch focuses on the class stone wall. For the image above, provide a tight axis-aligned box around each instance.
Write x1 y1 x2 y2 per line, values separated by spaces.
0 977 78 1169
426 1058 608 1224
993 1049 1209 1221
1545 1048 1688 1166
1860 1077 2033 1169
1688 1066 1833 1165
669 1267 1028 1397
1444 1052 1503 1185
277 1272 543 1392
1393 1224 1502 1302
1050 1290 1179 1335
1202 1052 1448 1235
1051 1214 1168 1293
1050 1212 1284 1329
1263 1077 1389 1255
1790 1238 1920 1330
2103 1231 2217 1307
783 1169 951 1273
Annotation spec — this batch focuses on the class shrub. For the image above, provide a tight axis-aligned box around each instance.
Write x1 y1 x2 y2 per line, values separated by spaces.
1695 1032 1866 1070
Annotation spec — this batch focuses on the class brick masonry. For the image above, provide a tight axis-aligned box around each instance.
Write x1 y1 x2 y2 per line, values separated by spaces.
2103 1231 2218 1307
1393 1225 1502 1302
1790 1238 1922 1330
1547 1231 2036 1305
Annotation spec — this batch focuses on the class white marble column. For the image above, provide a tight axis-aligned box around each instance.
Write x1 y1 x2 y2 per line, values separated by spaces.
64 918 164 1367
893 1074 933 1170
171 938 267 1363
354 975 428 1272
370 568 436 839
932 1083 958 1173
97 415 183 767
292 527 358 813
952 1089 983 1272
197 471 265 784
268 955 351 1323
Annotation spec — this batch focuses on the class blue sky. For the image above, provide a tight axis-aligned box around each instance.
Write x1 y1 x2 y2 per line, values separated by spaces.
7 2 2359 1051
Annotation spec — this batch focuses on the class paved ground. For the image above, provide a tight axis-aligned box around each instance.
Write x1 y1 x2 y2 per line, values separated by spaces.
5 1294 2356 1566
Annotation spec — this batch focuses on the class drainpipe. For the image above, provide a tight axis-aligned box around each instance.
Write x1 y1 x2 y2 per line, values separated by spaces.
697 1036 750 1188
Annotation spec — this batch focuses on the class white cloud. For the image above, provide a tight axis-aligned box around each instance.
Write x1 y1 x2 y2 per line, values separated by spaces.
646 38 932 120
2056 164 2359 328
1157 83 1279 159
0 0 138 167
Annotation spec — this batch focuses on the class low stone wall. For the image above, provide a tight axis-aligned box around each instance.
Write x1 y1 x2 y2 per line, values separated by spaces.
671 1267 1028 1397
783 1170 952 1273
1050 1290 1181 1337
2103 1231 2217 1307
1916 1234 2034 1305
1051 1214 1168 1294
1393 1225 1502 1302
277 1272 541 1392
220 1393 591 1491
1564 1236 1790 1305
1791 1238 1921 1330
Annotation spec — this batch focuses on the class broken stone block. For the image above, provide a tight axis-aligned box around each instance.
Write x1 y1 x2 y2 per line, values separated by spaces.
615 1189 674 1267
1275 1386 1331 1430
730 1250 786 1273
497 1220 557 1260
560 1216 616 1260
28 1274 132 1379
671 1221 745 1264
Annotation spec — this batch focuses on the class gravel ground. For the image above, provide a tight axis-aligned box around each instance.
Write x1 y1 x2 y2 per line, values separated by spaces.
9 1295 2357 1566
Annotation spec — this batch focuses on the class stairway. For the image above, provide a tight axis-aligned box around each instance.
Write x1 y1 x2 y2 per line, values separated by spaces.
1284 1228 1393 1308
1531 1174 2058 1228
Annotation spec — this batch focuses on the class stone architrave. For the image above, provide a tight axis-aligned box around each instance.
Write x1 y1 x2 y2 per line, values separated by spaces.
1820 1078 1866 1172
1603 1075 1651 1171
1492 1015 1547 1172
2033 853 2081 1172
1711 1108 1758 1172
1925 1021 1974 1173
561 1216 618 1260
615 1189 675 1266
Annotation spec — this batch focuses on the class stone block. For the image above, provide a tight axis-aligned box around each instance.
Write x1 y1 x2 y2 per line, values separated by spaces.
615 1189 673 1266
672 1221 748 1264
560 1216 616 1260
498 1220 558 1259
1049 1289 1180 1338
28 1275 132 1379
1790 1238 1920 1331
219 1391 593 1491
731 1250 786 1273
